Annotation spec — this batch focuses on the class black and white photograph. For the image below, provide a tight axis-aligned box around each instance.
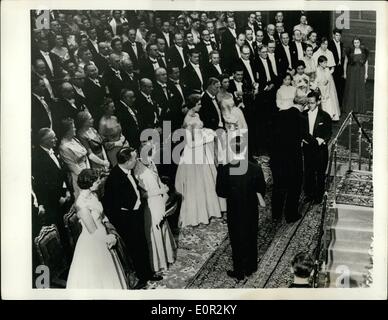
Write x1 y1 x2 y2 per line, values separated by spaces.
1 0 387 300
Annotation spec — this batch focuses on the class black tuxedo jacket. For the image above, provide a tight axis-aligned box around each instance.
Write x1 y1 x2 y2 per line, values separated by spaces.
199 91 224 130
302 108 332 152
166 45 187 71
244 40 258 59
221 28 237 49
152 82 175 122
167 80 186 130
31 95 52 136
222 44 241 74
256 57 277 90
263 33 276 45
103 67 126 101
328 40 344 66
122 41 145 71
83 77 107 120
275 43 298 76
182 62 205 94
204 63 224 82
32 146 69 209
32 50 62 79
157 31 174 48
242 22 260 35
139 58 163 82
87 39 99 59
227 78 254 107
52 98 87 131
103 165 143 227
121 71 140 94
135 92 159 130
290 41 307 60
93 54 110 75
237 58 259 85
116 101 141 148
196 40 217 64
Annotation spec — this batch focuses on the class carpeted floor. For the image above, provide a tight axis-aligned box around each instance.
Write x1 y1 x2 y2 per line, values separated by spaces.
147 83 374 289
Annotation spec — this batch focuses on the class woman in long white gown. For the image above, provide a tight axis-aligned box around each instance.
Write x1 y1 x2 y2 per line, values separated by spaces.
312 55 341 121
175 94 226 228
66 169 128 289
134 141 177 272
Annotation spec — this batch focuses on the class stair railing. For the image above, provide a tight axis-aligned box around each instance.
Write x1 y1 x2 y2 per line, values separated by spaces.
312 111 373 288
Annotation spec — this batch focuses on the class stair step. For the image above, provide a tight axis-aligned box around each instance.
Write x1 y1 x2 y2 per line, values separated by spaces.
328 240 372 266
331 227 373 243
335 204 373 221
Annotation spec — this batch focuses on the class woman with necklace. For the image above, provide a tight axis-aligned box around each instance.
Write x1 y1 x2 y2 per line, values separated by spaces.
134 141 176 273
59 118 91 198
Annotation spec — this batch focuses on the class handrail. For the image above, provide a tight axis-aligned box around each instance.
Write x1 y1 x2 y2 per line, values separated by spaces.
351 112 373 145
312 110 373 288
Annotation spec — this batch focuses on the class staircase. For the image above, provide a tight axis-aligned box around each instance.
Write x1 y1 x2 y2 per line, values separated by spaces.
325 170 373 288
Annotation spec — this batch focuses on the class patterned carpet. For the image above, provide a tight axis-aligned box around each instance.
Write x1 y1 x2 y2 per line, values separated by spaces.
336 171 373 207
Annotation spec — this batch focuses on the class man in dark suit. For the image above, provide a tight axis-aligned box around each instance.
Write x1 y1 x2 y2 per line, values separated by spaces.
255 29 265 50
221 16 238 50
32 128 72 255
216 135 266 280
182 32 197 61
103 53 125 102
166 33 187 71
116 89 141 149
32 59 57 99
204 50 224 81
276 32 298 77
263 24 276 45
242 12 260 35
267 40 281 86
136 78 160 131
86 27 100 60
83 63 107 121
328 28 345 105
223 33 246 74
70 70 88 108
152 67 176 124
53 82 87 131
205 21 221 50
269 107 304 223
103 147 163 289
302 91 332 204
196 29 217 65
244 29 257 60
238 45 259 88
167 66 187 131
140 44 164 82
32 38 62 80
120 59 140 94
199 77 224 130
290 29 307 62
158 20 174 48
155 37 168 70
122 28 145 73
274 22 285 45
181 49 205 94
31 78 53 139
93 42 110 76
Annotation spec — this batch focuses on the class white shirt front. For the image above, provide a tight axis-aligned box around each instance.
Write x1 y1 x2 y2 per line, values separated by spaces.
234 80 243 93
235 44 242 59
190 61 203 85
149 58 160 70
241 58 255 84
213 63 222 75
40 50 54 76
260 57 271 82
33 93 52 127
282 44 292 68
334 40 342 64
90 39 99 53
130 41 138 58
119 165 141 210
295 41 304 60
268 52 278 76
247 40 255 54
228 27 237 38
204 41 213 54
120 100 138 126
308 107 319 135
41 146 61 169
175 45 186 67
207 91 223 127
162 32 171 46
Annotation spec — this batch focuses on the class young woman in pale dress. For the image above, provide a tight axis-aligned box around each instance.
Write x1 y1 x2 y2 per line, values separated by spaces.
276 74 297 111
312 55 341 121
217 75 247 130
59 118 90 199
303 45 317 82
98 98 129 166
67 169 127 289
175 94 225 228
76 111 110 171
293 61 310 112
134 141 176 272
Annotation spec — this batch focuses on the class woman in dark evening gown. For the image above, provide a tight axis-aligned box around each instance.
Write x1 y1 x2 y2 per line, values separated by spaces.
342 37 369 114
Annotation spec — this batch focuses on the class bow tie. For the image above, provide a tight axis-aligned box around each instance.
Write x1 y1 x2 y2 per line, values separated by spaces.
41 51 49 56
131 42 136 47
160 84 167 88
114 70 121 76
93 79 100 85
159 53 165 57
150 58 158 64
39 96 46 101
48 149 55 156
127 72 134 78
204 41 211 45
68 98 76 104
171 79 179 85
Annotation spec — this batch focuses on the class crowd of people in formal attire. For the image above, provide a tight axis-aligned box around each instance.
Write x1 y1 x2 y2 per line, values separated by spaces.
31 10 370 288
